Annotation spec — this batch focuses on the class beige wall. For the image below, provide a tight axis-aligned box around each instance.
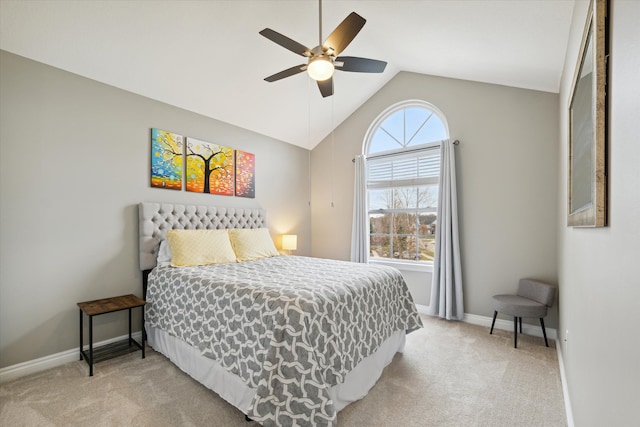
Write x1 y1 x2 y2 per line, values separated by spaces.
311 71 559 323
557 1 640 425
0 51 311 368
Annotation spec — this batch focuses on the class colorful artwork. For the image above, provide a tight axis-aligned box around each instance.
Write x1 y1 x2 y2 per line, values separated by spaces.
185 137 234 195
151 128 183 190
235 150 255 198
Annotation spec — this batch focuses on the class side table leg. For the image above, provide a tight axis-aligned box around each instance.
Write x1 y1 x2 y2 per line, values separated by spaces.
79 309 83 361
89 315 93 376
141 305 145 359
128 308 132 347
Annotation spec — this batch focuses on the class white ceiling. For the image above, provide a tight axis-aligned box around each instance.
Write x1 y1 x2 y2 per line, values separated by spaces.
0 0 574 150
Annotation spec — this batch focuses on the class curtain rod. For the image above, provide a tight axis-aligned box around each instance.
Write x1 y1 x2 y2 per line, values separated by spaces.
351 139 460 163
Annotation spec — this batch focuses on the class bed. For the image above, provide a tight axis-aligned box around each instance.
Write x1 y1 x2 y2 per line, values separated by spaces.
139 202 423 426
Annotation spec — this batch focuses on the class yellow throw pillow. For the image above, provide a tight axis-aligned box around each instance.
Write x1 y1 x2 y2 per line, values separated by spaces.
166 229 236 267
229 228 279 262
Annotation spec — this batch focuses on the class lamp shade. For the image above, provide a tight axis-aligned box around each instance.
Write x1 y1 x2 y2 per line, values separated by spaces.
282 234 298 251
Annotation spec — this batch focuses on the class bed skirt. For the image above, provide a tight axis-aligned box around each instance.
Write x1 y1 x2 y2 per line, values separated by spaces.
146 324 406 416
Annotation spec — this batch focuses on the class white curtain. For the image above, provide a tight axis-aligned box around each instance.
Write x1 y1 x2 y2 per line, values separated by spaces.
428 140 464 320
350 154 369 263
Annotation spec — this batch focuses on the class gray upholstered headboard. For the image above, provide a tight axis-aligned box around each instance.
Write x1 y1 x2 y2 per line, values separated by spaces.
138 202 267 271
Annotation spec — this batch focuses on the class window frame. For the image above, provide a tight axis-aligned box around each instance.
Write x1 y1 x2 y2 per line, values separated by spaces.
363 100 449 270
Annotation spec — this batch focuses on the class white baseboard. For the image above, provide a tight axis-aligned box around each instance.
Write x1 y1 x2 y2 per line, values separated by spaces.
415 304 430 314
555 338 575 427
463 312 558 340
0 311 563 393
415 305 558 340
1 306 574 427
0 310 559 382
0 332 142 383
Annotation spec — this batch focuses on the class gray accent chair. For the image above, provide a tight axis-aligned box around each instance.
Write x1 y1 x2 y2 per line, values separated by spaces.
490 279 556 348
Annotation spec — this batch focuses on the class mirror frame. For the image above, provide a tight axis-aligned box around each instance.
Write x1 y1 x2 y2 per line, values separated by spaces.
567 0 608 227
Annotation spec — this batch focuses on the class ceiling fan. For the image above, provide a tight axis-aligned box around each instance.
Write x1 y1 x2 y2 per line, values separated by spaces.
259 0 387 98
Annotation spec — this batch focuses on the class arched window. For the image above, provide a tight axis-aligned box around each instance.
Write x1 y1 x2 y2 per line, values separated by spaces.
364 100 449 264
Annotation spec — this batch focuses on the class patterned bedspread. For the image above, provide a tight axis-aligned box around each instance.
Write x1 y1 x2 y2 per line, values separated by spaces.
146 255 422 426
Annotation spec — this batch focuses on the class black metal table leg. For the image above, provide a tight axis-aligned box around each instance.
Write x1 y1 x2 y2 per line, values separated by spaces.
513 316 518 348
79 309 83 361
77 294 146 377
89 315 93 376
141 306 145 359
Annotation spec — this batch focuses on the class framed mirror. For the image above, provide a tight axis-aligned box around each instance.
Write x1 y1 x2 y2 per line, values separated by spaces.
568 0 608 227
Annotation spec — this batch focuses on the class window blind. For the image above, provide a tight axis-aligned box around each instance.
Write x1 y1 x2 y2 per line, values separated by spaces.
367 147 440 189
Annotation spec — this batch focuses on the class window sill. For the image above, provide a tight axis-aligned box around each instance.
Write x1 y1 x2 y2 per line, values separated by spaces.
368 259 434 273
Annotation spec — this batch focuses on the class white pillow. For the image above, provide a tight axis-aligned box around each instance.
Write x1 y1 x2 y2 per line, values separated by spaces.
156 239 172 266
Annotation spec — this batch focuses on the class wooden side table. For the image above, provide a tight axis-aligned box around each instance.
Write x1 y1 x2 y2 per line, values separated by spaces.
78 294 146 376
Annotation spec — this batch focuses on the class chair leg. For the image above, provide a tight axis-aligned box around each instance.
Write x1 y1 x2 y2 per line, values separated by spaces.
519 317 523 333
513 316 518 348
490 311 498 334
540 318 549 347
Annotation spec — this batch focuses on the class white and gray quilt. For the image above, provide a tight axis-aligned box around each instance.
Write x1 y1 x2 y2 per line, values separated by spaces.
145 255 422 426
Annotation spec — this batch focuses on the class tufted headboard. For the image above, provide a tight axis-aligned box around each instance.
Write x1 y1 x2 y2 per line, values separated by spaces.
138 202 267 271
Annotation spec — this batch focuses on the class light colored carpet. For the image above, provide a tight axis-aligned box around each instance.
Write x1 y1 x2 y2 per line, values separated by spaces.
0 315 566 426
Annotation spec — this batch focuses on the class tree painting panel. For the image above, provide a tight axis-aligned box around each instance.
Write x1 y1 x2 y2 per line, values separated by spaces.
151 128 183 190
235 150 255 198
185 137 234 195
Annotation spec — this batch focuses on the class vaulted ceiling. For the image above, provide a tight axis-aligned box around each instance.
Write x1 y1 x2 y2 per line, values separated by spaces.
0 0 574 150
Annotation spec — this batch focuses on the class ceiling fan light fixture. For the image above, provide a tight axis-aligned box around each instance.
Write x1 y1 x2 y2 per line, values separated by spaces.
307 57 334 81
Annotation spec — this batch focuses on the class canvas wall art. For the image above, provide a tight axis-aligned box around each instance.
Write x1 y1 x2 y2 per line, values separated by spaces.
185 137 234 195
235 150 255 198
151 128 183 190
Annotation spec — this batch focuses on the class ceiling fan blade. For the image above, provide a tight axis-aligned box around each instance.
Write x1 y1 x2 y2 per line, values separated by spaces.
322 12 366 56
264 64 307 82
259 28 311 57
335 56 387 73
317 77 334 98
